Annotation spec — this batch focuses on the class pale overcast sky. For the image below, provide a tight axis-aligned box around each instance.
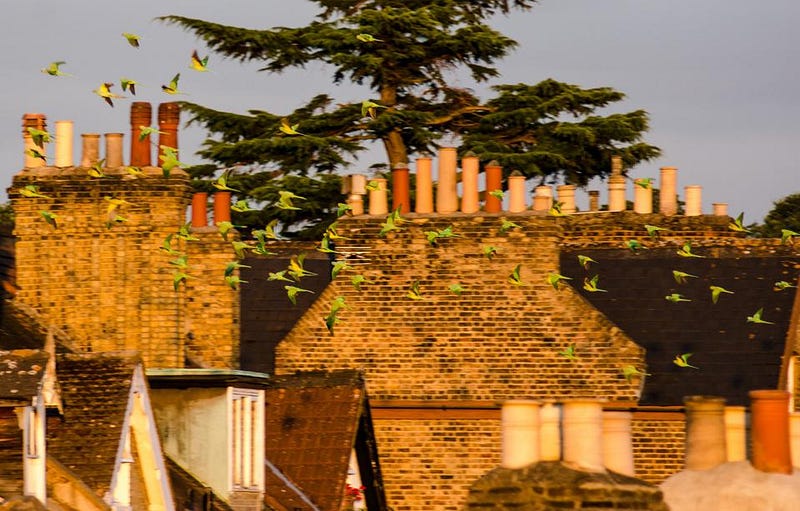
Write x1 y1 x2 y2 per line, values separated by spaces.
1 0 798 223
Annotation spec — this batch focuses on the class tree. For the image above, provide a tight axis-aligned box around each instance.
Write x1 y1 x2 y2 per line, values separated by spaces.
161 0 660 236
751 193 800 238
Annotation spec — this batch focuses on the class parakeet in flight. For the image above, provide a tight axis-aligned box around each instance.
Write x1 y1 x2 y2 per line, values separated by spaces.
161 73 183 94
673 353 698 369
122 33 140 48
672 270 698 285
583 275 607 293
407 280 423 300
747 308 775 325
356 33 382 42
41 61 70 76
120 78 138 96
93 83 124 107
728 212 751 233
677 242 704 258
190 50 209 72
508 264 526 286
279 118 303 136
665 293 691 303
546 272 571 290
577 255 597 270
709 285 734 304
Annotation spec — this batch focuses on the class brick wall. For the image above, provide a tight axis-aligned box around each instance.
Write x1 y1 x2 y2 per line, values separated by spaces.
372 417 500 511
632 413 685 484
9 166 239 369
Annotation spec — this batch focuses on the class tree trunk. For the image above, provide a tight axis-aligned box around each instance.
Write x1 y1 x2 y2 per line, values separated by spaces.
380 84 408 167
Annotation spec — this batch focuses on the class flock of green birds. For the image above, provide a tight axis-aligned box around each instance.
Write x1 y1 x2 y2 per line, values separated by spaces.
23 32 800 390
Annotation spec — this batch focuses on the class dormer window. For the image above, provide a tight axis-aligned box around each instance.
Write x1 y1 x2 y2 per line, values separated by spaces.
229 388 264 491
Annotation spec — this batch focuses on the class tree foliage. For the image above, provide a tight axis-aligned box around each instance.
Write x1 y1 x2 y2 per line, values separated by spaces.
160 0 660 236
752 193 800 238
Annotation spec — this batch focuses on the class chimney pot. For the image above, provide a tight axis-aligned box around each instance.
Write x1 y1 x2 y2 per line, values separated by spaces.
54 120 74 168
130 102 152 167
192 193 209 228
104 133 124 167
532 185 553 212
684 185 703 216
712 203 729 217
80 133 101 167
607 175 627 212
367 178 388 215
724 405 747 462
633 178 653 214
391 162 411 214
588 190 600 212
22 113 48 168
683 395 727 471
213 192 232 225
659 166 678 215
435 147 458 213
602 411 635 476
483 160 503 213
501 400 541 469
157 102 180 163
562 399 605 472
557 185 577 214
460 154 480 214
749 389 792 474
539 401 561 461
507 172 527 213
415 157 434 214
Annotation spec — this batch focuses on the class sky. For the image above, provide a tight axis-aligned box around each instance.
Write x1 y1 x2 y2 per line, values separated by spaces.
1 0 798 223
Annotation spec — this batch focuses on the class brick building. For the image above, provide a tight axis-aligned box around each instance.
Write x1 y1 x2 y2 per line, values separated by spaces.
3 108 800 510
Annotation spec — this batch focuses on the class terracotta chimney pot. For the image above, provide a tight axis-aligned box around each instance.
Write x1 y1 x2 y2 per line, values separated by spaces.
683 396 727 471
608 175 627 212
157 102 180 162
54 120 74 168
460 153 480 214
532 185 553 212
391 162 410 214
611 155 623 176
750 389 792 474
684 185 703 216
602 411 635 476
415 157 434 214
539 401 561 461
130 102 152 167
104 133 124 168
368 178 388 215
213 192 232 225
192 193 209 228
712 203 729 217
22 113 47 168
659 167 678 216
436 147 458 213
633 178 653 214
80 133 101 167
483 160 503 213
790 412 800 469
501 400 541 469
562 399 605 472
557 185 577 214
507 171 527 213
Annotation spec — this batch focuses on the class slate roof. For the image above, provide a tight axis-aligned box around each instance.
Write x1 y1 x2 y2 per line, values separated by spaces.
46 352 140 498
264 370 386 511
0 350 47 402
240 249 332 374
0 300 76 353
560 245 800 406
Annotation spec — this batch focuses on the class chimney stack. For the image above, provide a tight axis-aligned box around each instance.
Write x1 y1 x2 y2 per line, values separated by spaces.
659 167 678 215
415 157 433 214
391 162 410 214
435 147 458 213
483 160 503 213
460 153 480 214
54 120 73 168
501 400 541 469
683 396 727 471
130 102 152 167
749 390 792 474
